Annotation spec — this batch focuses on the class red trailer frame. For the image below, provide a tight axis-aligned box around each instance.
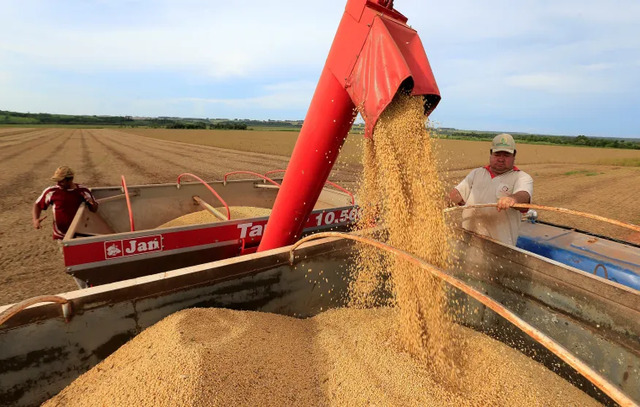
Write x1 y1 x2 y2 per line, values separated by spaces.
61 174 358 286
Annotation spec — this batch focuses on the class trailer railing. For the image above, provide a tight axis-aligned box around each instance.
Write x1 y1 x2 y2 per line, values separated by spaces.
120 175 135 231
223 171 280 187
177 173 231 220
263 169 355 205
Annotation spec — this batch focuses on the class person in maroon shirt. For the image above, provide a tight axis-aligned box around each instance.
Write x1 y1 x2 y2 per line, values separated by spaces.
32 166 99 240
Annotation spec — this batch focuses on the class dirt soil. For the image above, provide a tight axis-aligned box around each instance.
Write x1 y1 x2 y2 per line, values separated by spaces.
0 128 638 305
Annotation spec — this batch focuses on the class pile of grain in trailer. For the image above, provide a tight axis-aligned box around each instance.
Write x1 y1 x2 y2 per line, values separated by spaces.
43 308 600 407
157 207 272 228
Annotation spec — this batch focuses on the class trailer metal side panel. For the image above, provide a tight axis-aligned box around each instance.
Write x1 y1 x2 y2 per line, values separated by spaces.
0 239 352 407
2 232 639 406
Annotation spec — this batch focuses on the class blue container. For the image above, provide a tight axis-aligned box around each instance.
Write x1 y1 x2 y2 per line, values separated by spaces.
517 222 640 291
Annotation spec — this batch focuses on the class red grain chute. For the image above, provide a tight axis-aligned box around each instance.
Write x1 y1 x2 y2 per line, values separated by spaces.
258 0 440 251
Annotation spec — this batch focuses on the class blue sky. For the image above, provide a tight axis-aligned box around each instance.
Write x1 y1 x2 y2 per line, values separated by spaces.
1 0 639 138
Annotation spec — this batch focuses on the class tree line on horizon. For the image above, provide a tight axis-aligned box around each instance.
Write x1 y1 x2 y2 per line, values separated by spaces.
1 109 638 149
435 129 640 150
0 110 249 130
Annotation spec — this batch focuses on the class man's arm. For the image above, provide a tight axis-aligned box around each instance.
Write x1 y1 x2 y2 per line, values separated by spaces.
448 188 465 207
449 169 475 207
86 198 99 213
80 188 99 212
498 171 534 211
496 191 531 211
32 203 45 229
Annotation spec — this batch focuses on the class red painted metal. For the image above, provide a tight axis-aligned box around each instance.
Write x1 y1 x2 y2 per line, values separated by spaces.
239 238 259 256
324 180 356 205
223 171 280 187
63 207 357 268
259 0 439 251
121 175 135 232
177 173 231 220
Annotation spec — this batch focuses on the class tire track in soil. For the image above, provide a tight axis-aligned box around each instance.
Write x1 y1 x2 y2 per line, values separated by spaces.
0 134 48 150
91 130 284 182
0 128 39 138
93 131 198 177
0 132 73 208
92 130 360 196
534 166 640 240
110 129 362 188
0 128 56 147
119 134 239 164
102 129 292 175
79 129 107 186
107 129 363 194
0 129 63 162
112 129 292 161
92 130 362 201
111 128 294 165
87 132 162 181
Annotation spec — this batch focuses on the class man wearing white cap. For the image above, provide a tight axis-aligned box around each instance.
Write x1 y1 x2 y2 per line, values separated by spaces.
448 133 533 246
32 166 99 240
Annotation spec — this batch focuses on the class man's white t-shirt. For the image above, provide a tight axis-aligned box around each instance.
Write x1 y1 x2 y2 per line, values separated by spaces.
455 166 533 246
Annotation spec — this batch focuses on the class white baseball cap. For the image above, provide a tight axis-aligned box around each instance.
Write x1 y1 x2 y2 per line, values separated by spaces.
491 133 516 154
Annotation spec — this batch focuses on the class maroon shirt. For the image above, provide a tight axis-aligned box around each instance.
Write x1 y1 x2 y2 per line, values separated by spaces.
35 184 95 239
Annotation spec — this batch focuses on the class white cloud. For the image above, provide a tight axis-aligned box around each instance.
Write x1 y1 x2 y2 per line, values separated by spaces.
0 70 10 84
185 81 316 110
505 73 582 93
580 63 614 72
548 2 640 24
0 1 341 79
1 0 639 136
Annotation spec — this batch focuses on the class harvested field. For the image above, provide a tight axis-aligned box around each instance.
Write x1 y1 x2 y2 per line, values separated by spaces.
0 127 638 304
125 127 640 168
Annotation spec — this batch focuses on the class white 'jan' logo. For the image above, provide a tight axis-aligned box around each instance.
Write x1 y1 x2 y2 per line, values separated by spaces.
104 235 162 259
106 244 122 257
124 238 161 254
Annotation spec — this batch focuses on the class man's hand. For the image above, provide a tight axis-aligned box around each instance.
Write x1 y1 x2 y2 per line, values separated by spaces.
33 215 47 229
87 199 99 213
448 188 465 207
497 196 516 211
498 191 531 212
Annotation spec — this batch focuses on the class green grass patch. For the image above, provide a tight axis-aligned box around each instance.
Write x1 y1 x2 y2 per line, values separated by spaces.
597 158 640 167
563 170 600 176
247 126 299 132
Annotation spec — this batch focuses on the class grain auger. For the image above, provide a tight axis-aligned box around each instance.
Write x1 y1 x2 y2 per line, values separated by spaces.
259 0 440 251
